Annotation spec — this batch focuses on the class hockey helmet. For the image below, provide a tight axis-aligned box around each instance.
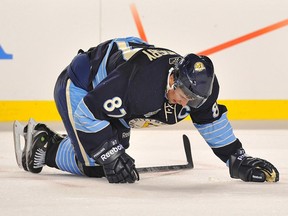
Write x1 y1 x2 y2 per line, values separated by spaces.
173 53 215 108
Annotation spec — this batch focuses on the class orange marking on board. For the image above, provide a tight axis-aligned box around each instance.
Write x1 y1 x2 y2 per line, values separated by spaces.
130 3 148 42
197 19 288 56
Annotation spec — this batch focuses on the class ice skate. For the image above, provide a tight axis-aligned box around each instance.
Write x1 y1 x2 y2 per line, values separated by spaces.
13 118 60 173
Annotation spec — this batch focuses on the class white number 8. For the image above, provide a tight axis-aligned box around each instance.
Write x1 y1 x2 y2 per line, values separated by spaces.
104 97 122 112
212 102 219 118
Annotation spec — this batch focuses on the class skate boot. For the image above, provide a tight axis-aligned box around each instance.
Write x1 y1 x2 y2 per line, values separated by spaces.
13 118 63 173
26 123 50 173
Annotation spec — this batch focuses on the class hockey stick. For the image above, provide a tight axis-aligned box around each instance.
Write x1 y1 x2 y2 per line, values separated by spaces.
137 134 194 173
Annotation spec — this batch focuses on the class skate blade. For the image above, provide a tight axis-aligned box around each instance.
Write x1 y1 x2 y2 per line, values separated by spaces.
25 118 37 172
13 120 25 169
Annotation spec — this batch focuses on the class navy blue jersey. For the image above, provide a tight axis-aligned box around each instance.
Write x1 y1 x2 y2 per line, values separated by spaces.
63 37 241 163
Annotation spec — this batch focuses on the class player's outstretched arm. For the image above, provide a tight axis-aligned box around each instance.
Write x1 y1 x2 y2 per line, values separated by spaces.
91 137 139 183
229 148 279 182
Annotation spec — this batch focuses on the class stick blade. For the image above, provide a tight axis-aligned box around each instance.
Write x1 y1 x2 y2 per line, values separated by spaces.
136 134 194 173
137 164 190 173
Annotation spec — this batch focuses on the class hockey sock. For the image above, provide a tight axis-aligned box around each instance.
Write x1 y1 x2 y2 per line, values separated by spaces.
55 137 83 175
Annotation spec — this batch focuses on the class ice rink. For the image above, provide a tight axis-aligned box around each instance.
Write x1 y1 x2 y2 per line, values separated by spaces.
1 121 287 216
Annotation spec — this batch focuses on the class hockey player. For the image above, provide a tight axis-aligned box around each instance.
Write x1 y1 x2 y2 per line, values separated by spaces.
14 36 279 183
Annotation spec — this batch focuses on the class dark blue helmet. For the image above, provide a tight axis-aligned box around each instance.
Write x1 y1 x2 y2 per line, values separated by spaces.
173 53 215 108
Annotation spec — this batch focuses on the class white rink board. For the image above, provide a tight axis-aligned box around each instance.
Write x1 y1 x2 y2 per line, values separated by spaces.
0 0 288 100
0 122 288 216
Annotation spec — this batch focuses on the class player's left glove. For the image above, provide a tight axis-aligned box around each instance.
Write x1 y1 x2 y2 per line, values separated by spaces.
229 148 279 182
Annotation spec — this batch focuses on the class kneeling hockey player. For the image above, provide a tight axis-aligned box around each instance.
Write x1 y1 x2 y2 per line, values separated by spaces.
14 37 279 183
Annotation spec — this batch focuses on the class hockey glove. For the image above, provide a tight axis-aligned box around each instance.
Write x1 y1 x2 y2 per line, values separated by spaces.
110 120 131 149
91 138 139 183
229 148 279 182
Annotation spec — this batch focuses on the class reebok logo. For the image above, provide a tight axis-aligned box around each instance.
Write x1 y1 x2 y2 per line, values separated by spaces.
100 144 124 162
252 175 263 180
122 131 130 139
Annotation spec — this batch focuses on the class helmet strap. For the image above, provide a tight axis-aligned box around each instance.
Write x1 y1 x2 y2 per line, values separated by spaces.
166 68 176 93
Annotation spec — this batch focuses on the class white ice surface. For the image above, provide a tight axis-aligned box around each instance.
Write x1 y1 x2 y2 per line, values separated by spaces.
0 122 287 216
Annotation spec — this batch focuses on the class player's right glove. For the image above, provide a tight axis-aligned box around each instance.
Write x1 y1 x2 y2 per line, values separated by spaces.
91 137 139 183
229 148 279 182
